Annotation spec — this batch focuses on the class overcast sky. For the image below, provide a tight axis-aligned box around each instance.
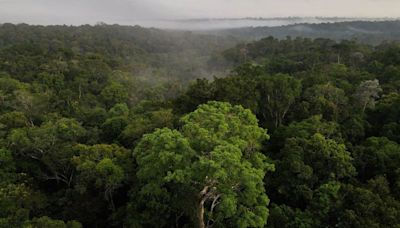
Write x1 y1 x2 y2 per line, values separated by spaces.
0 0 399 25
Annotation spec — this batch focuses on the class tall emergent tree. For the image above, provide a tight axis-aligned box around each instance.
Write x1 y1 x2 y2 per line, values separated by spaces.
132 101 274 228
259 74 301 128
353 79 382 113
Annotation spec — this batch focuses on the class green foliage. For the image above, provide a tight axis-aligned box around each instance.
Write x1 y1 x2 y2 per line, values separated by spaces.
303 83 348 121
258 74 302 128
131 102 273 227
72 144 129 211
100 82 129 108
72 144 128 192
29 216 82 228
180 101 269 156
353 137 400 182
337 180 400 227
1 23 400 227
270 133 355 208
0 183 31 227
121 107 175 147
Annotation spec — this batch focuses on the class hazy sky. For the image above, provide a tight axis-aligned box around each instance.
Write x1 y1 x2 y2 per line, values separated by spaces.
0 0 399 25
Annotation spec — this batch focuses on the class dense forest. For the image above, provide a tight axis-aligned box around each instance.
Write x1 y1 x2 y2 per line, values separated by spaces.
1 22 400 227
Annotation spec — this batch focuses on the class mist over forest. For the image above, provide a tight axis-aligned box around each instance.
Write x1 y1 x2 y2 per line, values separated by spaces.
130 17 398 30
2 0 400 227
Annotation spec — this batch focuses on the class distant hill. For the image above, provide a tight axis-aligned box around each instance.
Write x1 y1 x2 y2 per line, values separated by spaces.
208 20 400 45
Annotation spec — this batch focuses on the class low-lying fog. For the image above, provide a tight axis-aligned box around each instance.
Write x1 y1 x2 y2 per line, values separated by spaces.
128 18 397 30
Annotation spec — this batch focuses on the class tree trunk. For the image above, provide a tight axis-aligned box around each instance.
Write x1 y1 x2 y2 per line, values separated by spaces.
197 186 210 228
197 199 206 228
362 101 368 114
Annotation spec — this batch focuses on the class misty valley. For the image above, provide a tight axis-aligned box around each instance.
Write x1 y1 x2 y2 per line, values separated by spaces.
1 18 400 228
